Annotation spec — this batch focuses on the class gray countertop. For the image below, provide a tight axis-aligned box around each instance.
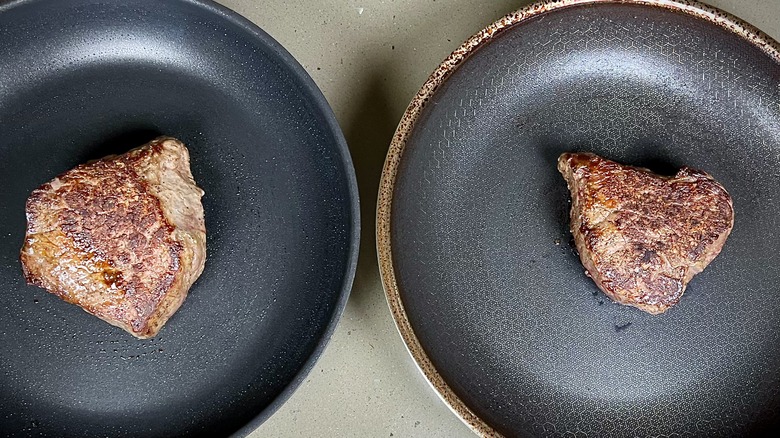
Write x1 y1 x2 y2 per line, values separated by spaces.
214 1 780 436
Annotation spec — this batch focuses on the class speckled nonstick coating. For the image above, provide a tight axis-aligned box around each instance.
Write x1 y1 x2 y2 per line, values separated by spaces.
378 0 780 436
0 0 359 436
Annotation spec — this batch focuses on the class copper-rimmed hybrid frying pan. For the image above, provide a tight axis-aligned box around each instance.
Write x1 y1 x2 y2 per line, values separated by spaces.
0 0 359 436
379 0 780 436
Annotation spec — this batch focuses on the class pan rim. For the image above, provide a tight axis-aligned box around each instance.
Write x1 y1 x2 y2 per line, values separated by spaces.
0 0 360 436
186 1 362 435
375 0 780 436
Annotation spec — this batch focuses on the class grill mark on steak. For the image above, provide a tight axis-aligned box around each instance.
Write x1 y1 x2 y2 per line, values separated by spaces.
558 152 734 315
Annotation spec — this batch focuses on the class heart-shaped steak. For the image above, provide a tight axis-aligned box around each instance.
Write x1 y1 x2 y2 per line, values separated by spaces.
558 152 734 314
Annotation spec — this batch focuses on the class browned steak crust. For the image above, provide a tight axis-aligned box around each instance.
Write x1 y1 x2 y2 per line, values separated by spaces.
558 152 733 314
21 137 206 338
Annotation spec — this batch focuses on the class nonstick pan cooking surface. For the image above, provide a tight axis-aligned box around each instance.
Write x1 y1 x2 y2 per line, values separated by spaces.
378 0 780 436
0 0 359 436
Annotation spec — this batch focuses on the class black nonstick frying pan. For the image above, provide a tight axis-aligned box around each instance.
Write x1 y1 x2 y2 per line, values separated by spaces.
0 0 359 436
378 0 780 436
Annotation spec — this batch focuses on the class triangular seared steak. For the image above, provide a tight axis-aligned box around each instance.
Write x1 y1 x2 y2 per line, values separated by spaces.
21 137 206 338
558 152 733 314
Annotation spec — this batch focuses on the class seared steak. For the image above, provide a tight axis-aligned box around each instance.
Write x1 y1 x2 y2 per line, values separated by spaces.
21 137 206 338
558 152 733 314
